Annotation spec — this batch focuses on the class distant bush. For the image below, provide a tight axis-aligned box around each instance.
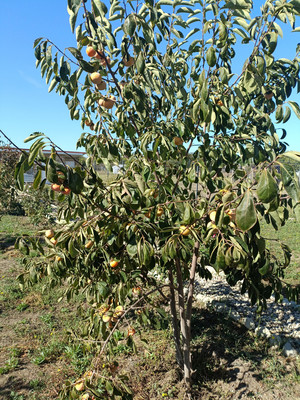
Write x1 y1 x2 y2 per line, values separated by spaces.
0 143 24 217
19 185 56 227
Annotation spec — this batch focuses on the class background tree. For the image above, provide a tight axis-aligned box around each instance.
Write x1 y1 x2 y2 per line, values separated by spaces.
0 139 23 217
15 0 300 397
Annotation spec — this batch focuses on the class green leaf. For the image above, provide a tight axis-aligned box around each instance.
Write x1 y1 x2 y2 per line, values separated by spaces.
68 170 84 194
229 236 247 256
28 138 45 166
69 12 77 33
256 169 278 203
33 37 43 48
236 190 257 231
123 14 136 37
136 52 145 74
133 173 145 193
34 44 41 61
280 151 300 163
243 69 257 93
67 0 81 32
182 203 194 224
68 239 79 257
294 203 300 222
283 106 291 123
93 0 108 16
288 101 300 119
157 0 174 5
33 169 42 189
48 77 59 93
60 61 69 82
16 162 24 191
105 380 114 396
185 28 200 40
215 243 226 270
67 0 81 13
206 46 216 67
127 241 137 257
79 60 95 73
24 132 44 143
67 47 82 60
275 105 283 121
259 260 270 276
46 158 58 183
143 241 154 265
280 163 300 203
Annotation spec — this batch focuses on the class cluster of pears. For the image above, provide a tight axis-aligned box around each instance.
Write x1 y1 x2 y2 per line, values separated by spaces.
85 44 185 147
85 45 135 112
98 303 124 324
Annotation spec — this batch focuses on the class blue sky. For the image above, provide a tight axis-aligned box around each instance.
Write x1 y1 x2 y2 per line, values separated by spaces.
0 1 299 152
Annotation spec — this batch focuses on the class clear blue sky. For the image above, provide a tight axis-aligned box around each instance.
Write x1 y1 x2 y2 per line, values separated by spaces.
0 1 299 152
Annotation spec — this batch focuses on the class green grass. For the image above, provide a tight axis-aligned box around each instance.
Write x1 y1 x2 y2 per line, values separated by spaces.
0 215 38 237
260 211 300 285
0 214 41 257
0 347 21 375
96 170 117 184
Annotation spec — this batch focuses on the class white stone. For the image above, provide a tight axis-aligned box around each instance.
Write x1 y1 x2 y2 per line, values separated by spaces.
283 342 299 357
240 317 255 330
228 310 240 322
255 326 271 338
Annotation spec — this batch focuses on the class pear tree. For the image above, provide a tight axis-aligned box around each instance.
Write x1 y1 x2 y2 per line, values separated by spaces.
15 0 300 397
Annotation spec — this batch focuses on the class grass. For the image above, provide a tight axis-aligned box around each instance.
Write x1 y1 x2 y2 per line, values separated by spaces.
0 347 21 375
0 214 299 399
96 170 117 184
0 214 38 239
0 215 41 261
260 210 300 285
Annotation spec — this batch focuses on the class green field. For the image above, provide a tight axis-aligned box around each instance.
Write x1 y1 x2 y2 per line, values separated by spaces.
261 212 300 285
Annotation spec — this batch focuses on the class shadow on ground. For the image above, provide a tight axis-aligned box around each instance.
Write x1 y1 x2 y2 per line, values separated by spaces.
190 308 298 399
0 376 31 398
0 236 16 252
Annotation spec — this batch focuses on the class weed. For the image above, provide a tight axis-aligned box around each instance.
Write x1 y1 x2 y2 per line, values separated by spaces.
29 378 45 390
9 392 24 400
111 343 134 356
40 313 55 329
31 339 65 365
64 343 94 374
16 302 29 311
0 347 21 375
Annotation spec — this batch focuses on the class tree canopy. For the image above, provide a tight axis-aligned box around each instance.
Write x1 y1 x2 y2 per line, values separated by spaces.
14 0 300 397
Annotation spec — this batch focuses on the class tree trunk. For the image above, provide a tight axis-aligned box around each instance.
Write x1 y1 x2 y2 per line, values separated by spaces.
168 270 183 369
186 241 199 364
175 255 191 389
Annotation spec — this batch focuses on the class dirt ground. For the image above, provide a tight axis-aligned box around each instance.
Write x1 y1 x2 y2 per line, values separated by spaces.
0 249 74 400
0 248 299 400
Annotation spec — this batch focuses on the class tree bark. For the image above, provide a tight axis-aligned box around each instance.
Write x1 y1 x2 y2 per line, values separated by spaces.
168 269 183 369
186 241 199 364
175 255 191 389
